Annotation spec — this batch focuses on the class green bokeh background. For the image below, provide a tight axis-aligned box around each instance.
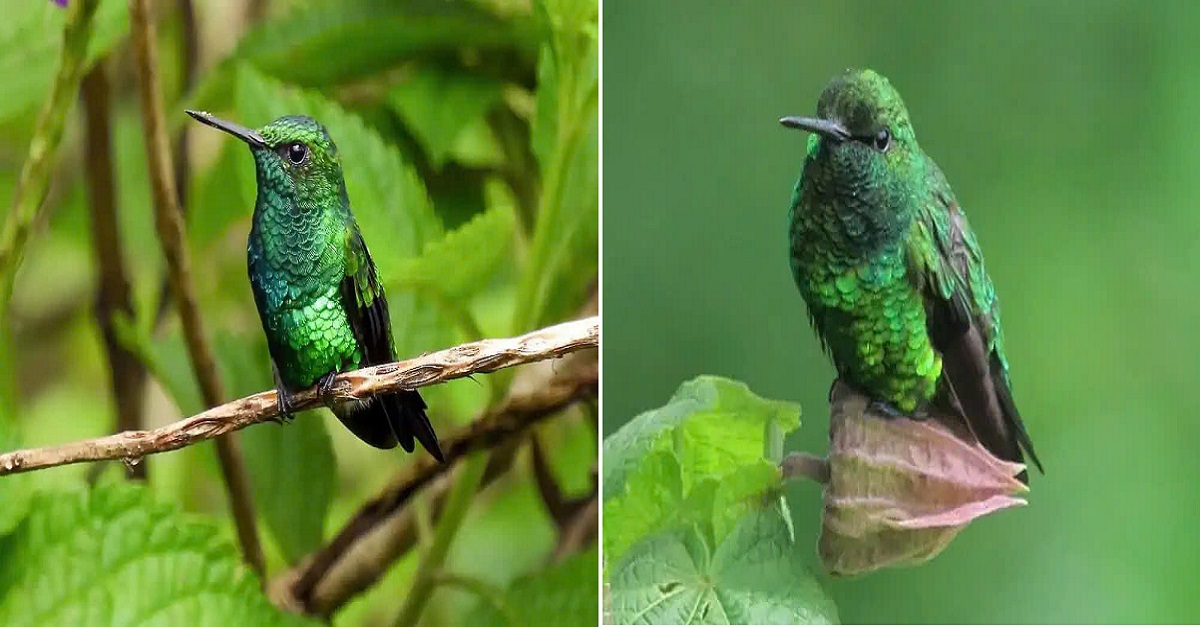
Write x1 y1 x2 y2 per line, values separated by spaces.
602 1 1200 623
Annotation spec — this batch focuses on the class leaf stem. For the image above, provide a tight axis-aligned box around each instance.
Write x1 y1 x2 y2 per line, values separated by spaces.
392 452 490 627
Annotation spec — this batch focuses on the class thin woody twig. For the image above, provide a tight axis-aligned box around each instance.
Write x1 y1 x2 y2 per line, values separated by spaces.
277 356 598 616
0 317 598 476
81 62 148 479
127 0 264 576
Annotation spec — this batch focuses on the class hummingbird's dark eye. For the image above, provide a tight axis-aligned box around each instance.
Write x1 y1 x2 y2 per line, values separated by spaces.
285 142 308 165
873 129 891 152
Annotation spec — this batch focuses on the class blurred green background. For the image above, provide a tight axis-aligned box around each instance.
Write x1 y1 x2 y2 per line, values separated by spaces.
603 1 1200 623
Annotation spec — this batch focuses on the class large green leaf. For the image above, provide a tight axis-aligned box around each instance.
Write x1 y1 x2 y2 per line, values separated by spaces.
0 481 316 626
392 182 517 302
602 376 800 499
389 67 506 168
230 65 453 358
0 0 128 122
468 549 598 626
608 506 838 625
230 0 538 88
602 377 828 622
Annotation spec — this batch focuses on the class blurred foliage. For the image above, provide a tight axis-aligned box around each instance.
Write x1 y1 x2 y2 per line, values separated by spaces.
603 0 1200 623
603 376 835 624
0 0 597 624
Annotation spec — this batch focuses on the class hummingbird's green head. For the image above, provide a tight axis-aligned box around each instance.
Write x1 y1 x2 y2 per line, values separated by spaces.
781 69 922 201
186 111 346 206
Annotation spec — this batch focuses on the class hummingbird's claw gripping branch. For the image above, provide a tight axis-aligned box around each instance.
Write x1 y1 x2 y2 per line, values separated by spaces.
0 317 599 477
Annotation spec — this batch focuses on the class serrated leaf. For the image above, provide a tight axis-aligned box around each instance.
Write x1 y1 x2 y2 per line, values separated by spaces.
211 333 336 565
603 450 683 561
230 65 454 358
609 505 838 625
602 376 800 498
0 0 128 122
393 184 516 300
468 549 598 626
389 67 506 167
231 0 539 88
0 481 317 627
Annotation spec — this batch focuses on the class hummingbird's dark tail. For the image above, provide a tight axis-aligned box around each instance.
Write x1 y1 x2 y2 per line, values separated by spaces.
332 391 445 462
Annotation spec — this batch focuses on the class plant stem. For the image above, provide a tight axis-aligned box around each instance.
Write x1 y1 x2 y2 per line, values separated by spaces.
393 452 490 627
81 62 148 479
127 0 265 578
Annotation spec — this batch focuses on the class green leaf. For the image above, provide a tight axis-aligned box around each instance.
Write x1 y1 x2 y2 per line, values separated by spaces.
231 65 452 358
603 450 683 561
389 67 506 168
608 505 838 625
469 549 599 626
392 181 517 301
0 0 129 122
211 333 336 565
602 376 800 498
515 1 599 330
0 481 317 627
230 0 539 88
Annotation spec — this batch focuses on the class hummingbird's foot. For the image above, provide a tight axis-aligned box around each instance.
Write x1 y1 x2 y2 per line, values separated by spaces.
275 387 296 424
316 371 340 404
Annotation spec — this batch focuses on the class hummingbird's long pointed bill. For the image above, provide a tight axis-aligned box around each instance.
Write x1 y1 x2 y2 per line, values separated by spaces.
780 116 851 142
185 110 268 148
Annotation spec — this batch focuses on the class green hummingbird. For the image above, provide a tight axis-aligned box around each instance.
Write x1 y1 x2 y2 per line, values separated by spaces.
781 69 1040 480
186 110 444 462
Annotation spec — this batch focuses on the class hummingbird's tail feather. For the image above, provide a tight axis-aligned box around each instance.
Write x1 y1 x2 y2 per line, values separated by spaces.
385 390 446 463
331 391 445 462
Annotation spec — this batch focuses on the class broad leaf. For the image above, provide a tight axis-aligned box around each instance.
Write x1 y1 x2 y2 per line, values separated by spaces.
389 67 506 168
602 376 800 499
0 0 129 122
231 0 538 88
608 506 837 625
392 183 517 301
0 481 316 626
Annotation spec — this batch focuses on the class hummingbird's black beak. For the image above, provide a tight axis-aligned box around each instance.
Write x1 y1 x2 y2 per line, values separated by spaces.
779 116 851 142
186 110 268 149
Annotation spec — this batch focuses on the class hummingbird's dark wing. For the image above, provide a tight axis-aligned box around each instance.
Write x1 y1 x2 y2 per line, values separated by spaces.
337 227 444 461
907 185 1042 480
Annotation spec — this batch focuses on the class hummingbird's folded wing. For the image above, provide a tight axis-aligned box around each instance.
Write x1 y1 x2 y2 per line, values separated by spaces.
339 226 397 365
907 187 1042 478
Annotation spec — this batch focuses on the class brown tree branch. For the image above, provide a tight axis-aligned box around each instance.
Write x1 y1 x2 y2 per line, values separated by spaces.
273 351 598 617
81 62 148 479
127 0 264 577
0 317 597 476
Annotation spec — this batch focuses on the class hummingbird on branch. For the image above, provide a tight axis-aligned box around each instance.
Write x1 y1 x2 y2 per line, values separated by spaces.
187 110 444 462
781 69 1041 481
